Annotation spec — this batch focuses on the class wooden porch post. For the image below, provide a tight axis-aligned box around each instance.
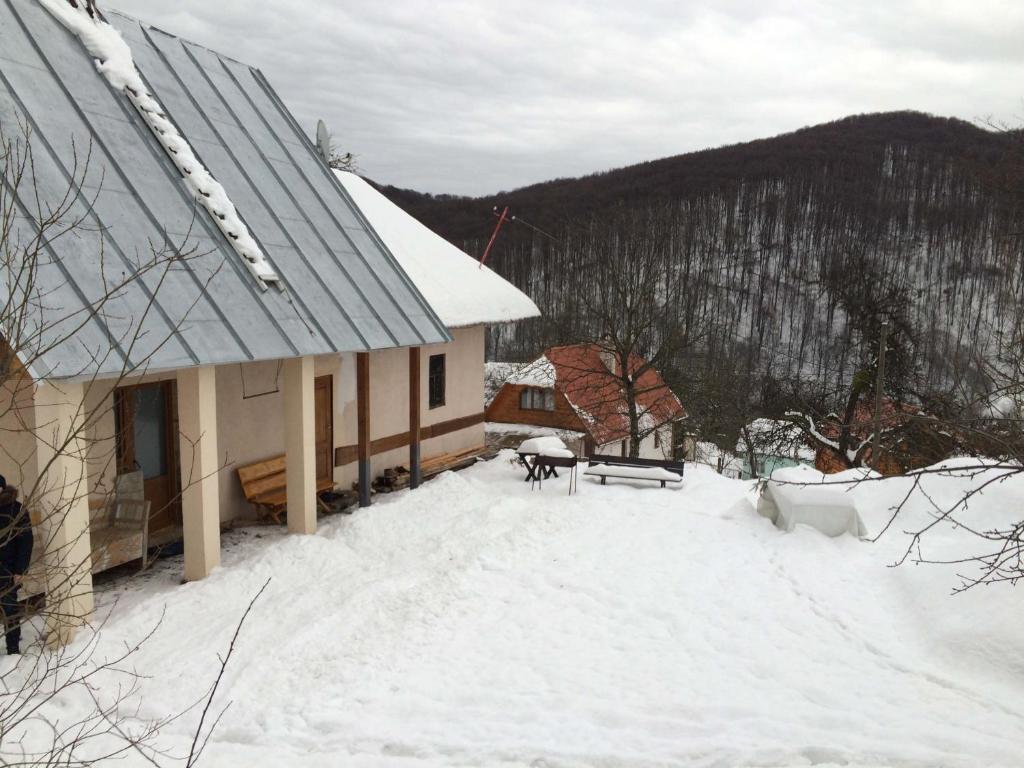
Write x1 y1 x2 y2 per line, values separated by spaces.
34 379 94 647
357 352 371 507
409 347 421 489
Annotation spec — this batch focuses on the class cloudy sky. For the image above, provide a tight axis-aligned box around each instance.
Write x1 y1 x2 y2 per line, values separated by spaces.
110 0 1024 196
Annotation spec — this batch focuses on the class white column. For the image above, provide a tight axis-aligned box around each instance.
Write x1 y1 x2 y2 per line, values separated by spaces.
177 366 220 581
284 356 316 534
34 379 93 647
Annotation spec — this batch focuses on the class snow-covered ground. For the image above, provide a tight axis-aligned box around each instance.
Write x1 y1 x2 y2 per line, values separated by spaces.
4 455 1024 767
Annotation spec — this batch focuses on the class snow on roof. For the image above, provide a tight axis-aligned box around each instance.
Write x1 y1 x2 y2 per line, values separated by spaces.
508 356 556 387
335 172 540 328
40 0 278 288
2 0 449 379
529 344 686 446
737 418 816 461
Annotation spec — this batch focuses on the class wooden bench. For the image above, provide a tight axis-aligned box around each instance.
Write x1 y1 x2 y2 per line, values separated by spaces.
584 454 685 488
237 455 334 523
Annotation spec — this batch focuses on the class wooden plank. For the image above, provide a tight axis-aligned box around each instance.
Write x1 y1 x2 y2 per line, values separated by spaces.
244 471 288 498
373 430 411 454
333 412 487 468
420 445 486 477
421 411 484 440
334 444 358 467
237 455 287 483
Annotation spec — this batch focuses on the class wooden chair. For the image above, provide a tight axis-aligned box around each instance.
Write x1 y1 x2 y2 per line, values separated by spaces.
91 470 153 571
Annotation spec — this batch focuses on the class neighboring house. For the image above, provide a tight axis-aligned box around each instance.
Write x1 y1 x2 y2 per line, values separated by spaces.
0 1 535 643
735 418 816 479
486 344 686 458
810 399 924 476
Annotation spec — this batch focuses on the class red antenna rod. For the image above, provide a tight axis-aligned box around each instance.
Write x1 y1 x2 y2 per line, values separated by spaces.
479 205 509 269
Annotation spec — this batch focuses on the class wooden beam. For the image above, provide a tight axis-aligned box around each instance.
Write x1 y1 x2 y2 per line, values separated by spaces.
334 411 485 467
409 347 421 488
422 411 484 440
357 352 370 507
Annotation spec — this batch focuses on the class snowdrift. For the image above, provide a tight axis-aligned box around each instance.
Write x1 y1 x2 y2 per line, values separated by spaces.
758 464 872 537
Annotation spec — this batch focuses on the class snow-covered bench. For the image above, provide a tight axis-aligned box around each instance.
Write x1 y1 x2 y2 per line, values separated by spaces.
584 454 685 488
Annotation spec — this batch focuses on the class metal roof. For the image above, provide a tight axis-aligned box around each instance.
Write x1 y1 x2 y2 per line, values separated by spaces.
0 0 450 381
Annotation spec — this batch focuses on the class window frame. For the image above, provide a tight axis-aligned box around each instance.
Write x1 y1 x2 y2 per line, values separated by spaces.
428 353 446 409
519 386 555 412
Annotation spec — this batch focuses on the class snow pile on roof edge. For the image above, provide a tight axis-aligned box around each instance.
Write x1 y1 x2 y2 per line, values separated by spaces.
37 0 278 287
335 172 540 328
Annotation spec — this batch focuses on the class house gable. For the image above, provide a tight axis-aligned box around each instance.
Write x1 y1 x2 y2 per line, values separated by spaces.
0 0 449 380
485 382 589 437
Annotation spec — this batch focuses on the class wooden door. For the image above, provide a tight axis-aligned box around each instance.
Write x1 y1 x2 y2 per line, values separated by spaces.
314 375 334 484
115 381 180 530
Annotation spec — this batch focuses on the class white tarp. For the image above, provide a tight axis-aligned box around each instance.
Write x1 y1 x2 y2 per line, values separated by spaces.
758 465 871 537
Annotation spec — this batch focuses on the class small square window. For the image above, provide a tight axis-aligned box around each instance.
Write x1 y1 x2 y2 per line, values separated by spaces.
428 354 445 408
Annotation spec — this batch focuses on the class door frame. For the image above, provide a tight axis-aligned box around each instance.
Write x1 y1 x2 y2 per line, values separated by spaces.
114 379 181 528
313 375 334 484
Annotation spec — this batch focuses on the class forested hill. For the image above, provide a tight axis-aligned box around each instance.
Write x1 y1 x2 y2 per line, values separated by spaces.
382 112 1016 246
378 111 1024 421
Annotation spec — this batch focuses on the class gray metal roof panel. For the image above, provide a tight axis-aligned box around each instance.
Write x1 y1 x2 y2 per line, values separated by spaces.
0 0 449 380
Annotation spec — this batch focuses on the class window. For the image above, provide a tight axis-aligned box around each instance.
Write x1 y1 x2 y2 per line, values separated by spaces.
654 430 661 449
519 387 554 411
428 354 445 408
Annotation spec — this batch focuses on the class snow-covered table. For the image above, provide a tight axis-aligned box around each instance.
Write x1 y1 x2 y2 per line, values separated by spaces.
517 436 572 483
758 466 869 537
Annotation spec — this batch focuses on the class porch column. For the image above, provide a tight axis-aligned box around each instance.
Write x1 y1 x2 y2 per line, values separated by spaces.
357 352 371 507
409 347 421 489
34 379 93 647
176 366 220 581
284 356 316 534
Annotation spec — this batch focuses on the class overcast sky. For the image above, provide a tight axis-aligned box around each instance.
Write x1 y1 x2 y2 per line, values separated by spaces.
109 0 1024 197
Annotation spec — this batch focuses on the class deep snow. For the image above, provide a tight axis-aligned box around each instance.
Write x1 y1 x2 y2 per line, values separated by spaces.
3 455 1023 767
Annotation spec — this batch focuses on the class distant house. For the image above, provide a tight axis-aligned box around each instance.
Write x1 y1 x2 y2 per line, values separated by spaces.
735 418 816 479
811 399 925 475
0 0 535 644
486 344 686 458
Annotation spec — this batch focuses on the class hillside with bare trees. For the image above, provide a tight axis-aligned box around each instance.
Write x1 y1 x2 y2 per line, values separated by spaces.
381 111 1024 439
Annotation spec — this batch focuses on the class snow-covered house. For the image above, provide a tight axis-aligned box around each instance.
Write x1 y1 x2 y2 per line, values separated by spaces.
735 418 816 479
333 172 538 487
485 344 686 458
0 0 534 643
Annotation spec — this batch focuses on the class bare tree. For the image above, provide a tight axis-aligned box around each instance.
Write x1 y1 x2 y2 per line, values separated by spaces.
548 204 710 457
0 121 258 764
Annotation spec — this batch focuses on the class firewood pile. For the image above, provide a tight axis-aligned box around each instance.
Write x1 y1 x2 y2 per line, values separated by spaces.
371 466 411 494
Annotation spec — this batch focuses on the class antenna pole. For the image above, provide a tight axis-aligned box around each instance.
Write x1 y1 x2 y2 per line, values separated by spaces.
479 206 509 269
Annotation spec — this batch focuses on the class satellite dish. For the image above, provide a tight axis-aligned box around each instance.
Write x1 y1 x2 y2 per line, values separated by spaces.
315 119 331 164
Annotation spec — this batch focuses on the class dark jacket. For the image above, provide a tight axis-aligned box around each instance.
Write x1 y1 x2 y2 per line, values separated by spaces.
0 486 33 577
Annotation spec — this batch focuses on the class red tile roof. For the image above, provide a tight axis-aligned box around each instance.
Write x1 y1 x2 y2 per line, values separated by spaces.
542 344 685 445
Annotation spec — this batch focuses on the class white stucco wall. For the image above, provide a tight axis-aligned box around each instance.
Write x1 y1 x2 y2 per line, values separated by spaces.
358 325 485 483
2 323 486 524
214 354 349 521
597 423 674 460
